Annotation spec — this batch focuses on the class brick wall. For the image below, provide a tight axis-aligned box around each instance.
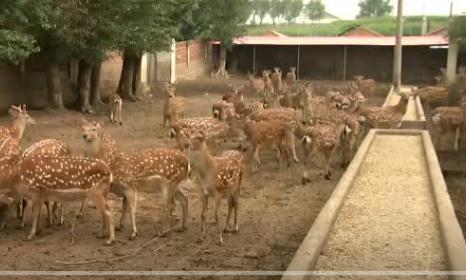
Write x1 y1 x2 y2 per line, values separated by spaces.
175 40 209 79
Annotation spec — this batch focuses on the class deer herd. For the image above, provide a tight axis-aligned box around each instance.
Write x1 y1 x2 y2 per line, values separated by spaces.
0 65 464 248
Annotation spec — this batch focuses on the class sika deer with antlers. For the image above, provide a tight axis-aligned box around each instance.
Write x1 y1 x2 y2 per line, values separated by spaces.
187 131 244 245
0 104 36 142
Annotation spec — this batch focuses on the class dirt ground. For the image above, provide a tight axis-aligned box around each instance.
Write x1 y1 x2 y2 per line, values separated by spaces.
0 78 388 279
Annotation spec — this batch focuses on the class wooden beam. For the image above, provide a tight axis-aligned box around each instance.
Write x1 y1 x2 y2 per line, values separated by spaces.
343 45 348 82
253 46 256 74
297 45 301 80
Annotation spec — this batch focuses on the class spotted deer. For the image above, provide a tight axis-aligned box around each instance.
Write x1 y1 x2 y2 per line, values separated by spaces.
162 84 187 127
251 107 304 126
270 67 283 95
262 70 274 97
354 75 376 97
212 100 236 121
242 120 298 172
298 122 352 183
431 96 466 151
0 104 36 142
18 139 72 228
169 117 232 151
81 120 189 240
231 87 266 119
187 131 244 245
358 91 410 129
247 72 265 99
109 94 123 125
285 67 296 89
0 155 115 244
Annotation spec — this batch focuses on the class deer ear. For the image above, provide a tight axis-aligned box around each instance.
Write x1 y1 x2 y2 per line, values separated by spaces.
81 118 90 125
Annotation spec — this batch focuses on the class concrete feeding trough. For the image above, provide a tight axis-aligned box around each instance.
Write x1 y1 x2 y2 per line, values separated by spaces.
282 129 466 280
382 86 427 129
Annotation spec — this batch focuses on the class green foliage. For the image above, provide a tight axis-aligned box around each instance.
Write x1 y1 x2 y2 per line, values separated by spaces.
269 0 284 25
117 0 191 57
195 0 251 47
0 0 39 62
357 0 393 18
305 0 325 22
0 30 38 63
283 0 303 24
246 16 449 36
251 0 271 25
449 16 466 40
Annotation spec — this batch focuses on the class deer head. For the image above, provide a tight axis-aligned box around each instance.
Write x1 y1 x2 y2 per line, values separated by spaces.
81 119 103 144
9 104 36 125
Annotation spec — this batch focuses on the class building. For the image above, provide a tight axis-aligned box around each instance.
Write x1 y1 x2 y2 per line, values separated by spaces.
222 35 458 84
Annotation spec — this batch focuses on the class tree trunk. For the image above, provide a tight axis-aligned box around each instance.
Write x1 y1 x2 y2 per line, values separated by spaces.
46 63 65 110
78 60 93 113
214 44 228 79
260 17 263 25
132 56 142 101
91 61 104 106
117 51 137 101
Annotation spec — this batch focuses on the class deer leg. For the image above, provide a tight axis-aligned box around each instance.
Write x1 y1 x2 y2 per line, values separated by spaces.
324 150 335 180
117 196 128 231
118 108 123 125
173 189 188 232
224 196 233 233
17 198 26 220
44 201 53 227
454 126 461 151
57 202 64 226
19 200 27 228
214 194 224 246
233 193 239 233
26 198 42 241
252 144 261 172
92 194 115 246
200 194 208 239
76 201 86 218
125 188 138 240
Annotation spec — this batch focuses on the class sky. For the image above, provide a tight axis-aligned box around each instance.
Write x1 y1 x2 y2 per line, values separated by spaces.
324 0 466 19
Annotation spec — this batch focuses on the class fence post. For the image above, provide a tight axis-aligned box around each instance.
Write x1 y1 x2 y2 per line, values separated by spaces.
170 38 176 83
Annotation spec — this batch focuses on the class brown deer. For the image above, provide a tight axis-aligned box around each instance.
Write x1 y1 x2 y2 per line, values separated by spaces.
431 96 466 151
285 67 296 89
109 94 123 125
298 122 352 183
0 154 115 245
270 67 283 95
162 84 187 127
187 131 244 245
81 120 189 240
354 75 376 97
242 120 298 172
0 104 36 142
247 72 265 99
19 139 72 228
262 70 274 97
358 92 411 129
169 117 231 151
